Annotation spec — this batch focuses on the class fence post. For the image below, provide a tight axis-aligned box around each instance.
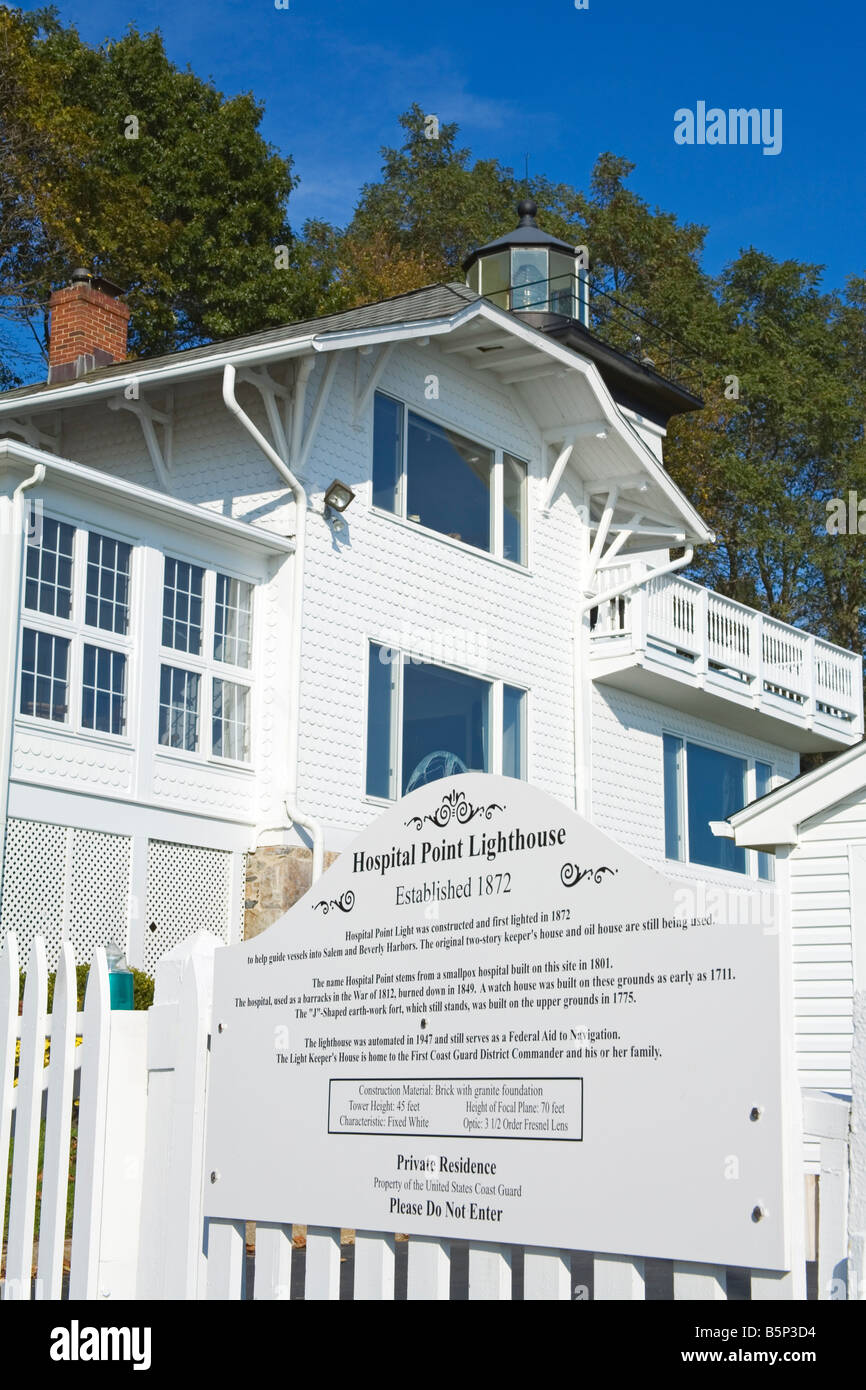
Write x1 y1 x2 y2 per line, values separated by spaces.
803 1089 851 1298
849 991 866 1300
0 932 19 1289
96 1009 148 1298
4 938 47 1300
136 931 221 1300
68 948 149 1300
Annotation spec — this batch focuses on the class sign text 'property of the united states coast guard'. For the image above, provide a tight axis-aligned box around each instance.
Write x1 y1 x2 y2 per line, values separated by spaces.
204 774 790 1268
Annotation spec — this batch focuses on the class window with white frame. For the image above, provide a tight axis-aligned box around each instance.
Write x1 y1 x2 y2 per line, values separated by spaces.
162 557 204 654
82 645 127 735
214 573 253 667
158 556 254 762
20 629 70 723
19 515 131 737
663 734 774 879
365 641 527 798
25 515 74 617
372 391 528 565
85 532 130 634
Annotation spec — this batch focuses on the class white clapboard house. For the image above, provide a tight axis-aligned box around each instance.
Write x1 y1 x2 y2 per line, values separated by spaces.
0 203 862 1111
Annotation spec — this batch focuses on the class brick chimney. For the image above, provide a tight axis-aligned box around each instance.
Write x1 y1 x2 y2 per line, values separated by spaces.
48 268 130 383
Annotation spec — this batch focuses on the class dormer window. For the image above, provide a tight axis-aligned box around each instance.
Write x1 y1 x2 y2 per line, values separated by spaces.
372 392 527 566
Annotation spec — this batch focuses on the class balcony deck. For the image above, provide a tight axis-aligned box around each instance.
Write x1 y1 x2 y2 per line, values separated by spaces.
589 568 864 752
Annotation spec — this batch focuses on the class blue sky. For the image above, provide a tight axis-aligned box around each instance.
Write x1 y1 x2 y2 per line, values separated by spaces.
21 0 866 290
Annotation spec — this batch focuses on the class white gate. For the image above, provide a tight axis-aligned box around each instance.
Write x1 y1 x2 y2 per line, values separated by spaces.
1 931 862 1300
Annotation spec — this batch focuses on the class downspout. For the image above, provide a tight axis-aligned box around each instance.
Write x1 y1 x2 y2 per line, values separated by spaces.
222 360 325 882
0 464 47 896
573 528 694 819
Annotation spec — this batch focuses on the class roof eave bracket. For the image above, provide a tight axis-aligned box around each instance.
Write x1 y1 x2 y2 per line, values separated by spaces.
353 343 395 427
541 421 608 514
0 415 61 454
107 390 174 491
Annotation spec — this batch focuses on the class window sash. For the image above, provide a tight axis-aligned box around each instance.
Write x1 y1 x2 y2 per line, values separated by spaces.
502 685 526 779
663 733 685 861
81 644 127 736
402 659 491 794
366 643 526 799
366 642 397 798
212 678 250 761
85 532 131 634
214 573 253 668
503 455 527 566
755 761 774 881
372 393 529 566
158 665 200 751
685 743 747 873
406 411 494 554
25 516 74 619
20 628 70 723
372 392 404 515
665 735 768 876
162 557 204 654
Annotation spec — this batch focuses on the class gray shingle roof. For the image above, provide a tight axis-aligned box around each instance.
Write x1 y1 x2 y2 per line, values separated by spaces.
0 282 479 406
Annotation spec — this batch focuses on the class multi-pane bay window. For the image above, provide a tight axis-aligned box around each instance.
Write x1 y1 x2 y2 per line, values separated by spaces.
19 515 131 737
159 556 253 762
372 392 528 565
366 641 527 798
663 735 774 879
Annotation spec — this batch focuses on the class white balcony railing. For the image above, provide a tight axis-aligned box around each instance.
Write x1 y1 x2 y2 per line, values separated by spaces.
590 566 864 743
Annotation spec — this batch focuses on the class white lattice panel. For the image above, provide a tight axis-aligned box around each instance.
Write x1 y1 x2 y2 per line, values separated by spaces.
0 818 68 968
0 818 133 970
69 828 132 963
144 839 233 972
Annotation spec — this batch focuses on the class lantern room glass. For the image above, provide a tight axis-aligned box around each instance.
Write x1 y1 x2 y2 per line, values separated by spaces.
510 248 548 310
549 250 578 318
480 251 509 309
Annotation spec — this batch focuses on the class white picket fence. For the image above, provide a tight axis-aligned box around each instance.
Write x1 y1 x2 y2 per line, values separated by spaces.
1 930 862 1301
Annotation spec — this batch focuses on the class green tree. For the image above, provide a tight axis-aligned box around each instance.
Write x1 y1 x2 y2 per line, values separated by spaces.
665 253 861 634
1 7 300 370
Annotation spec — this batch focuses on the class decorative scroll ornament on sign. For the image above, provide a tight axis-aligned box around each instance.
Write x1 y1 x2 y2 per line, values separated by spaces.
560 864 618 888
404 787 505 832
312 890 356 915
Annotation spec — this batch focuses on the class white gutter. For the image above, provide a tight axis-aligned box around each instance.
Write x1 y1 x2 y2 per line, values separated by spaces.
577 544 694 618
222 361 324 883
572 532 694 817
1 464 47 894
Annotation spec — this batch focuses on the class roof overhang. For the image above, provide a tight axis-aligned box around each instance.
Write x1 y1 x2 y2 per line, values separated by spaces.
0 295 713 548
0 438 294 555
726 740 866 849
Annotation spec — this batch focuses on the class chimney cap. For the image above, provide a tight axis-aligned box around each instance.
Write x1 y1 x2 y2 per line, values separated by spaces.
68 267 125 298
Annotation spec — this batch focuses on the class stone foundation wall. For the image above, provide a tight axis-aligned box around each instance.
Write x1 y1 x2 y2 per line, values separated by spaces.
244 846 340 939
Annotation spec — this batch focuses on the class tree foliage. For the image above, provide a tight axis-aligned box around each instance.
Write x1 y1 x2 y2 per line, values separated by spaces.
1 18 864 666
1 6 298 364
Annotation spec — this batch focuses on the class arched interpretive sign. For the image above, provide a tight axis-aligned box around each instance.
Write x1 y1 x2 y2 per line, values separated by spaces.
204 775 790 1268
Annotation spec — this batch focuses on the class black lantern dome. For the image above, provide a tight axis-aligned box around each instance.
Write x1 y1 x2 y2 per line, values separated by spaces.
462 200 588 324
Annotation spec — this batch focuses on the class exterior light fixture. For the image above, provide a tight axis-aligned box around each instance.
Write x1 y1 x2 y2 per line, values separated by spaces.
324 479 355 513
